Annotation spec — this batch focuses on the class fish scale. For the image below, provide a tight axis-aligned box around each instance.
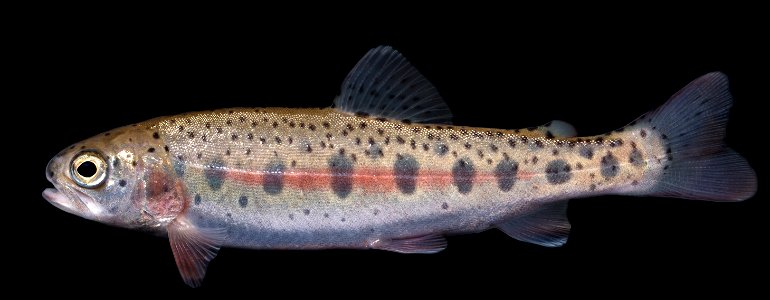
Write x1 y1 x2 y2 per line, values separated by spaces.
43 45 757 287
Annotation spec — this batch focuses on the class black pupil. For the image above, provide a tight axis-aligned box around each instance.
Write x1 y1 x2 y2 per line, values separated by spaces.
77 161 98 177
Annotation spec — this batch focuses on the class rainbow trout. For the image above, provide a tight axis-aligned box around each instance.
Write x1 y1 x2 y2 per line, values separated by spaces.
43 46 757 287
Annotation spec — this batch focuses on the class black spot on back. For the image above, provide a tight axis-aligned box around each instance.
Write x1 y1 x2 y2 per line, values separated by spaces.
238 195 248 208
495 160 519 192
435 143 449 156
601 153 620 178
579 146 594 159
394 154 419 195
329 154 353 198
545 160 572 184
452 158 476 194
264 161 285 195
194 194 202 205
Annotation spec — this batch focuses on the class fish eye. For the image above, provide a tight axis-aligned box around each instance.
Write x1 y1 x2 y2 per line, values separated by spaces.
70 151 108 188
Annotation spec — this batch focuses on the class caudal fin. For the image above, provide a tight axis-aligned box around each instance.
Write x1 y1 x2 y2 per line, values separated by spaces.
646 72 756 202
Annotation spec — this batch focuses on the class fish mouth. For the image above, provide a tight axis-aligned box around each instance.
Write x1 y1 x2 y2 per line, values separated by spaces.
43 185 105 222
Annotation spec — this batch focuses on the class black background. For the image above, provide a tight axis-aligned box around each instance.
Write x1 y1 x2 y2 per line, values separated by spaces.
13 7 766 293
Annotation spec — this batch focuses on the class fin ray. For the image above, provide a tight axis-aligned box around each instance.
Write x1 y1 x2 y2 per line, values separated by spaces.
645 72 756 201
335 45 453 124
370 233 447 254
168 216 227 288
497 202 570 247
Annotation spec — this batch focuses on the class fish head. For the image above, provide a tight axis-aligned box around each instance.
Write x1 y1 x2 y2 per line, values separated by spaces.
43 124 181 230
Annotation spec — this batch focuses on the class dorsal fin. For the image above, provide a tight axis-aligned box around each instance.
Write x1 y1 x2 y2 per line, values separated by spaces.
334 45 453 124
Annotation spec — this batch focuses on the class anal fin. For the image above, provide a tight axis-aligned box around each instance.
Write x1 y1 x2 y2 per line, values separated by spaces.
370 233 447 254
168 216 227 287
497 202 571 247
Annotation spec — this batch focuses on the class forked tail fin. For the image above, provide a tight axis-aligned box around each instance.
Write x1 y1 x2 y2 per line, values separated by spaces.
646 72 756 201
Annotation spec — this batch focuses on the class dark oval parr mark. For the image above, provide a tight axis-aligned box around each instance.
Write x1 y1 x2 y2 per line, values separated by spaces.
601 153 620 178
264 161 285 195
545 159 572 184
329 154 353 198
394 154 419 195
452 158 475 194
204 159 226 190
495 160 519 192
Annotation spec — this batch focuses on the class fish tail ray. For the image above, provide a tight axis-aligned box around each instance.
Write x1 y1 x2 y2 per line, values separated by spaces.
645 72 756 201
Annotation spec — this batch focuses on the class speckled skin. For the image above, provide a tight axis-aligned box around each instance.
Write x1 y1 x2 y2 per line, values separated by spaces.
42 43 756 286
95 107 661 250
43 69 756 287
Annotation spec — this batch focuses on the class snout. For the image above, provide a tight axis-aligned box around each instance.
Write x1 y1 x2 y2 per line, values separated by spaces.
43 155 107 221
46 156 60 182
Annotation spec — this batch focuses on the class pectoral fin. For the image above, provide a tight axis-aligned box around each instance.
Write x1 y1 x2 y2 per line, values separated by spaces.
168 216 227 287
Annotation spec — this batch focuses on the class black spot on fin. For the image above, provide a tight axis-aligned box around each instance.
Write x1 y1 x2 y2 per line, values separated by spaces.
335 45 452 124
643 72 756 201
370 233 447 254
496 202 570 247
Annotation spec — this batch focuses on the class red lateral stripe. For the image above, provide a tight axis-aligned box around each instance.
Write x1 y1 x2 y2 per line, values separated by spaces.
226 168 536 193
